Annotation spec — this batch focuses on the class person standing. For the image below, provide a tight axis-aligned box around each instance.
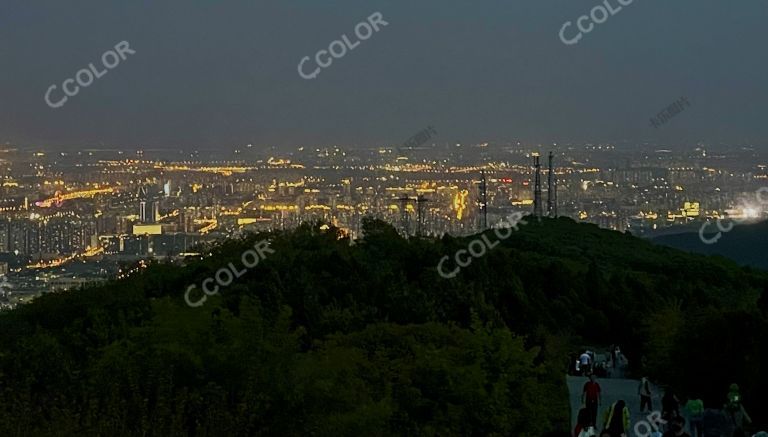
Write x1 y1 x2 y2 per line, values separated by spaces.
571 353 580 376
683 397 704 437
725 384 752 436
580 351 592 376
582 373 602 427
602 400 630 437
639 377 653 413
662 388 681 422
574 406 591 437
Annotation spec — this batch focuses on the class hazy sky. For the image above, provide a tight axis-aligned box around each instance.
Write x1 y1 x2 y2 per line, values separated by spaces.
1 0 767 150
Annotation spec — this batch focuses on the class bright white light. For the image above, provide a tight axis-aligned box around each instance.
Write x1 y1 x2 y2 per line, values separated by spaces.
744 208 759 219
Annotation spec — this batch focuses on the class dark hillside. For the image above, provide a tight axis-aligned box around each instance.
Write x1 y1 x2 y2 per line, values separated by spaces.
0 217 766 435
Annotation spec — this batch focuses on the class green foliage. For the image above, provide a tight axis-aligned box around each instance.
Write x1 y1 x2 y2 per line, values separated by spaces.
0 217 766 435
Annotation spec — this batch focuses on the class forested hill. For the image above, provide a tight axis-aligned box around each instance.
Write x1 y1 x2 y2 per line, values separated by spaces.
1 217 767 436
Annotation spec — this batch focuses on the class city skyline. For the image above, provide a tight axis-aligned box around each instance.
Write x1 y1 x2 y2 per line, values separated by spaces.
1 141 767 308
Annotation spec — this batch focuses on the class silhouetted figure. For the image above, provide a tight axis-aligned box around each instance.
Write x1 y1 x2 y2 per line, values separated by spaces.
574 406 591 437
662 389 680 422
602 399 630 437
580 350 592 376
639 377 653 413
724 384 752 437
682 397 704 437
582 374 601 427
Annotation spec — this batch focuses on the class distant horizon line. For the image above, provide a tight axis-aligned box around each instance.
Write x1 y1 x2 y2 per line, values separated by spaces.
3 140 767 153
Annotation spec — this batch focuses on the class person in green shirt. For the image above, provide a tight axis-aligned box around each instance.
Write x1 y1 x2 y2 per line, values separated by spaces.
682 397 704 437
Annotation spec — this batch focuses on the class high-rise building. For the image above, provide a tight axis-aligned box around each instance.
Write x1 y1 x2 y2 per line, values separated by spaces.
9 219 41 255
478 170 488 230
547 151 557 218
139 201 148 223
0 219 9 252
532 154 543 218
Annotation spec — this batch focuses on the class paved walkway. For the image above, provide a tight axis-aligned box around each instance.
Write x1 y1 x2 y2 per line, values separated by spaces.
568 374 663 434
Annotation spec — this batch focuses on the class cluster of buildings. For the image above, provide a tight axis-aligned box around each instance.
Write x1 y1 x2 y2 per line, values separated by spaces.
0 142 766 309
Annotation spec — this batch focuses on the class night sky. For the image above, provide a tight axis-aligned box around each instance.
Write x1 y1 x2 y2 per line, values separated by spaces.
1 0 767 149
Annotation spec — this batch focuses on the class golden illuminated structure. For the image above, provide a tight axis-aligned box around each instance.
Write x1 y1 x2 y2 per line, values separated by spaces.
453 189 468 220
197 219 218 234
35 188 114 208
133 224 163 235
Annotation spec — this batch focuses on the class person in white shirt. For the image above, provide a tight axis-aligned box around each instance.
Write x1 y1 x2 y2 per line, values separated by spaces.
579 351 592 375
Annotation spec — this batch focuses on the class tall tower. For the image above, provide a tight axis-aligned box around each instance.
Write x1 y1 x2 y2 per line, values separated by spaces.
398 194 410 236
478 170 488 230
533 154 543 218
179 209 187 233
139 201 148 223
547 151 557 218
416 195 429 236
151 201 159 223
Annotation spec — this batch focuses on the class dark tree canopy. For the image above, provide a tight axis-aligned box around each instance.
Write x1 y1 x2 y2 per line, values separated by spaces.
0 218 766 435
